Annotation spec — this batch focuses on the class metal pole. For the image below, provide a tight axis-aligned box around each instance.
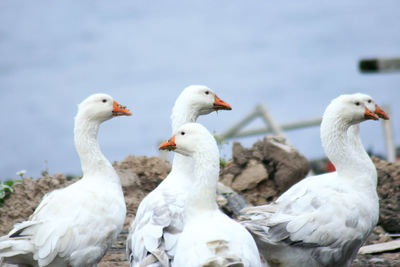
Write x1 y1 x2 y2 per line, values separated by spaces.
222 117 322 140
219 108 260 140
256 104 286 138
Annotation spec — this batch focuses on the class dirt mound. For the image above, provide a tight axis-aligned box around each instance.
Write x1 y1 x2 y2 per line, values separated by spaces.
372 156 400 233
0 174 75 236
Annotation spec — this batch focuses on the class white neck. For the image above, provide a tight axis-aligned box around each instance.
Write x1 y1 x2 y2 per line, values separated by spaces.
171 104 199 134
348 125 369 159
185 146 220 217
169 101 200 183
321 114 377 188
74 115 119 183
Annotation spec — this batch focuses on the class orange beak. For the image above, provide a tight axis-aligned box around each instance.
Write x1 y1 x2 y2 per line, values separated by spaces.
364 107 379 120
159 136 176 151
213 95 232 110
113 100 132 116
375 104 390 120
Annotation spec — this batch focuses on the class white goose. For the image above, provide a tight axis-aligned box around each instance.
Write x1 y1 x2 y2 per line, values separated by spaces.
159 122 262 267
0 93 131 267
239 93 389 267
126 85 231 267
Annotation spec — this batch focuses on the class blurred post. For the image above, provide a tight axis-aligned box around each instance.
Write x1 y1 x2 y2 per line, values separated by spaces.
381 105 396 162
359 57 400 73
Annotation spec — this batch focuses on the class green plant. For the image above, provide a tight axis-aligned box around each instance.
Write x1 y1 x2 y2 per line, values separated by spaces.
219 157 228 168
0 180 14 207
214 131 230 168
0 170 27 207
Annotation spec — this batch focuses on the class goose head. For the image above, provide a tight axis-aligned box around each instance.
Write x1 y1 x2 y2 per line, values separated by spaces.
355 93 390 120
159 122 217 157
77 93 131 123
325 94 380 125
174 85 232 117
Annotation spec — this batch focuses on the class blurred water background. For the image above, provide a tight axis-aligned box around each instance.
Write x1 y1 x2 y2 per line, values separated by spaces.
1 0 400 180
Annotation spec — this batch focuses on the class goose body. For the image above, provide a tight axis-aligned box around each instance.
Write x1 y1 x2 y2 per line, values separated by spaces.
160 123 262 267
127 85 231 267
0 94 131 267
240 93 388 267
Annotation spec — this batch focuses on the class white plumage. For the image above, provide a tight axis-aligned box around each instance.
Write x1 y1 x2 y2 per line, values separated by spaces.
0 93 131 267
160 123 262 267
126 85 232 267
240 93 388 267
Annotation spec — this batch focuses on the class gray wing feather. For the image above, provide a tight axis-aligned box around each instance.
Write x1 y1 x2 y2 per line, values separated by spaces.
240 185 371 267
127 190 184 267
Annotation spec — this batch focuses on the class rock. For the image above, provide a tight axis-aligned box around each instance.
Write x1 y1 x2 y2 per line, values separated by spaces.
216 194 228 207
253 136 310 192
220 173 235 186
231 159 268 191
372 156 400 233
232 142 251 166
222 161 243 177
364 226 392 245
217 182 249 217
220 136 310 206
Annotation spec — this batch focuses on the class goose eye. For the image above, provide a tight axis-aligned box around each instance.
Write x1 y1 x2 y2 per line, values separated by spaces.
355 101 360 106
205 91 209 95
181 131 185 136
102 99 107 103
368 99 372 103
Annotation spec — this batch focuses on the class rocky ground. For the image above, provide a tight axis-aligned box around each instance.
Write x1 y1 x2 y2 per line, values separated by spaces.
1 137 399 266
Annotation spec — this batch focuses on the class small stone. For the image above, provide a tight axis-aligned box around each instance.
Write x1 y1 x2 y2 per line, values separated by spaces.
262 136 310 191
232 142 251 166
222 161 244 176
370 257 386 264
232 160 268 191
216 195 228 207
220 173 235 186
